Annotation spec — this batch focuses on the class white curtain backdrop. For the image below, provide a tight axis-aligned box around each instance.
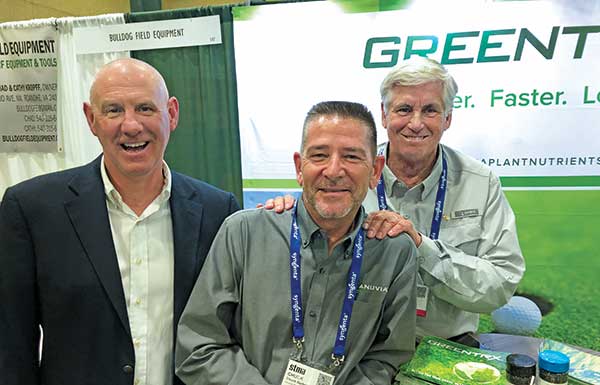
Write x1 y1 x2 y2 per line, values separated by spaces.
0 14 129 199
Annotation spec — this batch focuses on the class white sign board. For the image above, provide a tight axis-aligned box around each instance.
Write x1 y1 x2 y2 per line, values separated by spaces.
0 26 59 152
233 1 600 206
74 15 222 54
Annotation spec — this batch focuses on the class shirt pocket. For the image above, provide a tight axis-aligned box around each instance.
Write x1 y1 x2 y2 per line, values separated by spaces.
440 217 482 256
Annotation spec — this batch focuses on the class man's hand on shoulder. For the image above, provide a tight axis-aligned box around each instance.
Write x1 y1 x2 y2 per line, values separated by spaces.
363 210 422 247
256 195 296 213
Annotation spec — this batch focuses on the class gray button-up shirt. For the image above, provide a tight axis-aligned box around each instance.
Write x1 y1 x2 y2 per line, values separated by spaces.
364 143 525 339
176 199 417 385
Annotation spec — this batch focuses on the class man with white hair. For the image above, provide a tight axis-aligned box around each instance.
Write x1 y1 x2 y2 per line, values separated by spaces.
362 56 525 342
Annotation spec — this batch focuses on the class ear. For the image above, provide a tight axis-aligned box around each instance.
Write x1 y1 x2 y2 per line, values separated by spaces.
293 152 303 187
443 111 452 132
380 102 388 129
167 96 179 132
83 102 97 137
369 155 385 190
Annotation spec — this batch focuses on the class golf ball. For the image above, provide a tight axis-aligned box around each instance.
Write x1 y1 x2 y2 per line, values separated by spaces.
491 296 542 336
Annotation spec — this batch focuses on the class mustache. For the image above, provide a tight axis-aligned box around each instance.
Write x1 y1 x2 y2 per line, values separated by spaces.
315 183 351 191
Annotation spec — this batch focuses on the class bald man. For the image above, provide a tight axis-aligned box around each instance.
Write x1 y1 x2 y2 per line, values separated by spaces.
0 58 239 385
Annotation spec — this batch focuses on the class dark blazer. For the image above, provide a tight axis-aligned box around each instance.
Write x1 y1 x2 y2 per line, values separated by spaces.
0 156 240 385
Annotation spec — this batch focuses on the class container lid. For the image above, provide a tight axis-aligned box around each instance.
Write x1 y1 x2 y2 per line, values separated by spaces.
507 354 536 376
539 350 570 373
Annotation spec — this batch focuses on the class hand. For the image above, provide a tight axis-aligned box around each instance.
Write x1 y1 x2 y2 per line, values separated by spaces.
257 195 296 213
363 210 422 246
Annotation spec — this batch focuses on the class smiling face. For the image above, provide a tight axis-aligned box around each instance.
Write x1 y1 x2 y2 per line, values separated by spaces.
294 114 383 227
382 81 451 167
83 59 179 188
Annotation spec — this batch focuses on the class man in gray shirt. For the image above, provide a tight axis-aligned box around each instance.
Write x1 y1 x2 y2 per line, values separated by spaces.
176 101 417 385
362 57 524 341
265 58 524 344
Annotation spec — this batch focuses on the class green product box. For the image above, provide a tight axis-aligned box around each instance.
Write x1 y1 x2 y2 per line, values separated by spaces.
397 336 509 385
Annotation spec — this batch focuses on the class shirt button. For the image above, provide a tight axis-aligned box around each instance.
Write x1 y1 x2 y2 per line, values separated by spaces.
135 380 140 385
309 310 317 317
403 214 410 219
135 258 142 265
122 364 134 374
134 339 140 347
135 298 141 305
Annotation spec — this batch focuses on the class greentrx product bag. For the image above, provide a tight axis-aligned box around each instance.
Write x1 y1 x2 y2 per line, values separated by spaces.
399 336 510 385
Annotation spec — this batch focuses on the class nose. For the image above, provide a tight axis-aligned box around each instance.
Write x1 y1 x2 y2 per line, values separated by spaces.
322 154 346 180
408 111 424 131
121 108 143 136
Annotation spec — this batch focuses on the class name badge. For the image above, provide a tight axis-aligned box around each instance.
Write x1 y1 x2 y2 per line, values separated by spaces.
416 284 429 317
281 359 335 385
452 209 479 219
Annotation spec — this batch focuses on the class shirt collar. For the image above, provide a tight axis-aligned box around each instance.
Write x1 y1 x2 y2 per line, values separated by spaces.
100 155 172 210
296 196 366 258
380 142 444 201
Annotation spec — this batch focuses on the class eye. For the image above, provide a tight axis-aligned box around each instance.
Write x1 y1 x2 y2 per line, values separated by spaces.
310 153 327 161
103 105 123 118
137 104 156 115
395 105 412 116
423 105 441 118
344 154 362 162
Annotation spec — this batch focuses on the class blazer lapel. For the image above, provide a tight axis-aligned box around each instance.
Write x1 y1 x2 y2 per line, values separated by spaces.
64 158 131 336
170 174 204 323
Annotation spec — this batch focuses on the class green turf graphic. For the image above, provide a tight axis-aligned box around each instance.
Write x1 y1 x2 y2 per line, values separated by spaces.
479 190 600 352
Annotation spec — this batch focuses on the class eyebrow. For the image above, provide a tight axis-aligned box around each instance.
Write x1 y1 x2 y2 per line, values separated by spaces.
306 145 368 155
99 100 157 108
342 146 367 155
305 144 329 152
99 102 122 110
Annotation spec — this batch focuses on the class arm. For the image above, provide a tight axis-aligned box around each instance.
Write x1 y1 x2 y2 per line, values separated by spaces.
344 241 418 385
175 215 271 385
363 175 524 313
0 189 41 384
417 174 524 313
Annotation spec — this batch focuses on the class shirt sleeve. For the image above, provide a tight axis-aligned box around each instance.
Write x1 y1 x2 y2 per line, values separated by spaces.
0 188 41 384
417 173 525 313
175 214 271 385
344 239 418 385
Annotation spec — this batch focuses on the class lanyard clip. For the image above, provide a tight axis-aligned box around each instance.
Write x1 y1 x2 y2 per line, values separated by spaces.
293 337 304 351
292 337 305 360
331 354 345 367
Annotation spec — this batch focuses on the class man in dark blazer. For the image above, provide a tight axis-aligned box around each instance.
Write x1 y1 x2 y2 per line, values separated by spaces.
0 58 239 385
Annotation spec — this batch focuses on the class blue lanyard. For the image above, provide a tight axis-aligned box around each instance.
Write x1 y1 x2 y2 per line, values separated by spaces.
289 202 365 365
376 146 388 210
376 147 448 240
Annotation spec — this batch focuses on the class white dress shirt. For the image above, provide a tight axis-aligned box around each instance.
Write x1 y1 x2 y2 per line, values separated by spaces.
101 158 175 385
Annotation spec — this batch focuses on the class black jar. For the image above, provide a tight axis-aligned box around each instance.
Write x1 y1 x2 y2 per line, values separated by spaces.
506 353 536 385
